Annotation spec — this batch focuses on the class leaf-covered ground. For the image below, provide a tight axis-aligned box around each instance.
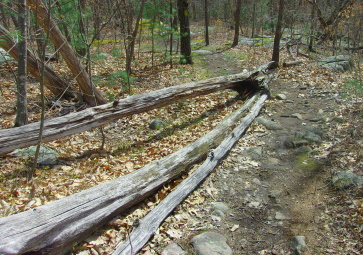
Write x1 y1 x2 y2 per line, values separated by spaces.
0 24 362 254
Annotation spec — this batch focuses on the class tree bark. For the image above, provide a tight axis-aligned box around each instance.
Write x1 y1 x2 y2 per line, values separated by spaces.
204 0 209 46
0 93 268 255
0 25 76 99
0 63 275 156
15 0 28 127
113 93 268 255
271 0 284 65
231 0 242 47
27 0 107 106
177 0 193 64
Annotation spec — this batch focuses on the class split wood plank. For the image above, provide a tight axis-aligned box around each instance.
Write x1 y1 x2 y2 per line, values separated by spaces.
113 93 268 255
0 94 261 255
0 65 270 156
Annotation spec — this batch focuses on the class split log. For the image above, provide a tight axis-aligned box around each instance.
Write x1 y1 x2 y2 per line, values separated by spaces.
0 25 76 99
0 62 275 156
113 94 268 255
0 93 265 255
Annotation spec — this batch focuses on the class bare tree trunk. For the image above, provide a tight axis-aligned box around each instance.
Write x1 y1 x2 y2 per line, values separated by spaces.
271 0 284 65
177 0 193 64
15 0 28 127
231 0 242 47
27 0 107 106
204 0 209 46
0 25 76 99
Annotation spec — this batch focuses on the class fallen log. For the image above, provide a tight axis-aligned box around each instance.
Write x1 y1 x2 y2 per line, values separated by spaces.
0 62 275 156
0 92 267 254
113 93 268 255
283 60 303 67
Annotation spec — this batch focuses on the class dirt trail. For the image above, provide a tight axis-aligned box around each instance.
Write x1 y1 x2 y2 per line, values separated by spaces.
158 51 354 254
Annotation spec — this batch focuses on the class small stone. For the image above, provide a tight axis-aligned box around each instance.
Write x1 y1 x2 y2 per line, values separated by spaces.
256 117 283 130
291 236 307 254
162 243 187 255
275 94 287 100
211 202 229 213
275 212 290 220
149 119 168 130
292 113 303 120
191 232 232 255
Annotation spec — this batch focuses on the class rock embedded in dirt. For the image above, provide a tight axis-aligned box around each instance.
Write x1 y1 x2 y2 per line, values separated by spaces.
191 232 232 255
332 171 363 190
291 235 307 255
161 242 187 255
275 94 287 100
256 117 283 130
149 119 168 130
314 55 354 72
247 146 263 160
9 145 59 165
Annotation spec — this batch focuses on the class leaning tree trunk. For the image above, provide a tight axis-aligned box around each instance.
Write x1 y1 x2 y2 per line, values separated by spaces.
27 0 107 106
0 62 275 156
0 25 75 99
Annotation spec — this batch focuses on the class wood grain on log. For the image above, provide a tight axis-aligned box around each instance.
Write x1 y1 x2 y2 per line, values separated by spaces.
0 95 261 254
0 66 269 156
113 94 268 255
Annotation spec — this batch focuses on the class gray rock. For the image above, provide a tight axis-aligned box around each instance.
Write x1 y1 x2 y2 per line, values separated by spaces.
162 243 187 255
211 202 229 213
191 232 232 255
314 55 354 72
9 145 59 165
210 202 229 221
332 171 363 190
247 146 263 160
149 119 168 130
275 94 287 100
295 130 322 143
291 235 307 255
256 117 283 130
284 137 308 149
193 50 213 55
275 211 290 220
292 113 303 120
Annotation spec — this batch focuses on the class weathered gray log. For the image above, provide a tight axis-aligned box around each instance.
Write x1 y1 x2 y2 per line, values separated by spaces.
113 93 268 255
0 94 263 255
0 62 274 156
283 60 303 67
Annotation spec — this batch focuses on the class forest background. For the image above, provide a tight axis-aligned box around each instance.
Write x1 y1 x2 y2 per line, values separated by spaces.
0 0 363 254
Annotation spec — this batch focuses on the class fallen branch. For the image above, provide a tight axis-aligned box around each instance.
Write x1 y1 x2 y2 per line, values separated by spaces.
0 93 268 254
283 60 303 67
0 62 275 156
113 93 268 255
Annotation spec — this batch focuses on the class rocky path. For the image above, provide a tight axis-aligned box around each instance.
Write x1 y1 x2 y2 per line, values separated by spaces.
155 52 360 255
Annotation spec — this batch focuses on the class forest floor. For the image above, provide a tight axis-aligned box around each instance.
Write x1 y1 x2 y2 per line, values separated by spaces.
0 27 363 254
